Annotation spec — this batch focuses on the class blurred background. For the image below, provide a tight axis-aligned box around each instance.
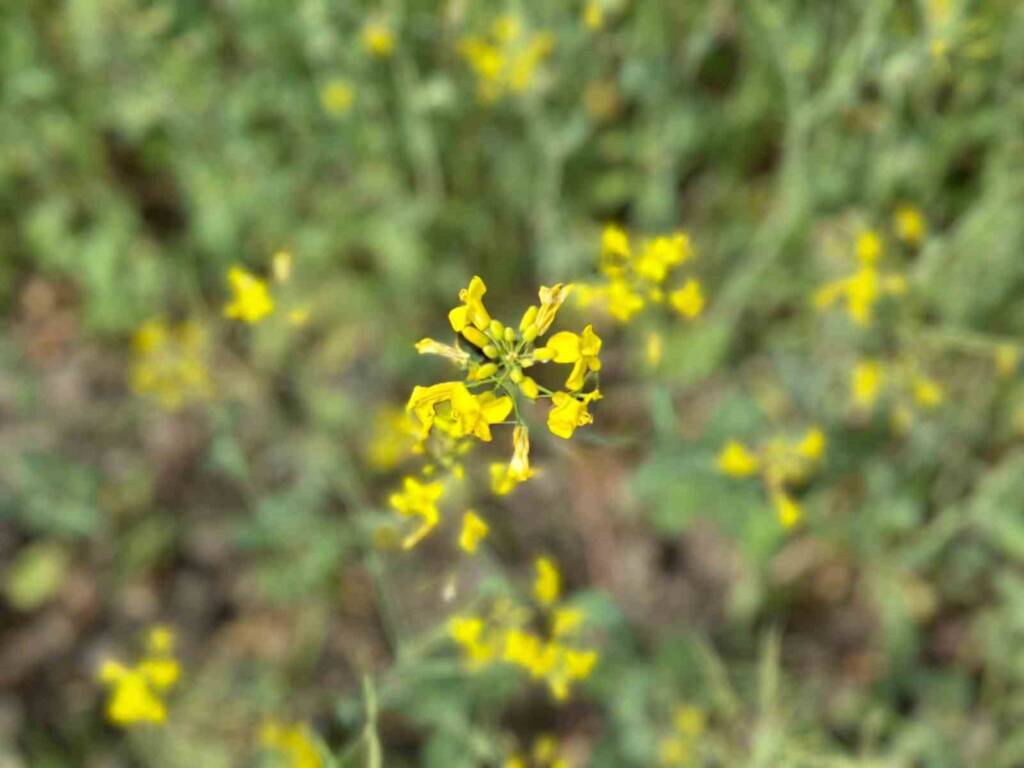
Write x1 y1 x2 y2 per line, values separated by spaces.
3 1 1024 766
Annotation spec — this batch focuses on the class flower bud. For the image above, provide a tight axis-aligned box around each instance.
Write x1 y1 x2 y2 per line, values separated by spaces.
483 344 499 359
522 326 538 343
533 346 553 362
518 376 539 399
509 367 524 384
503 327 516 343
489 319 505 338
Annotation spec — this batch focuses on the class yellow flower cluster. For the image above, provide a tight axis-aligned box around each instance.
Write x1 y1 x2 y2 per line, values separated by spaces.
717 427 826 528
223 251 308 326
261 720 324 768
814 229 908 326
129 319 212 410
459 15 555 102
576 225 705 323
98 626 180 727
658 704 706 766
449 558 599 701
850 358 944 429
506 734 570 768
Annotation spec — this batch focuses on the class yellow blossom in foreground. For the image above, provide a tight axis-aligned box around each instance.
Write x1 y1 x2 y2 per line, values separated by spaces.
894 205 926 246
223 266 274 323
362 22 394 58
320 79 354 115
534 557 561 606
449 275 492 333
547 390 600 439
98 626 180 727
543 324 603 391
261 721 323 768
459 511 489 554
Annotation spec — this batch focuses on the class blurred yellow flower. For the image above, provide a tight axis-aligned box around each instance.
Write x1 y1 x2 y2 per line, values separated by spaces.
130 319 212 410
319 79 354 115
851 359 884 409
362 22 394 58
224 266 274 323
894 205 926 246
670 279 705 318
261 721 323 768
534 557 561 606
389 476 444 549
717 440 760 477
583 1 604 30
459 511 489 554
460 15 554 102
98 626 180 727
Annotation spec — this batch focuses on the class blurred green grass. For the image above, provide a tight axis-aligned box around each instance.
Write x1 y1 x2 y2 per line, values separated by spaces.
3 1 1024 766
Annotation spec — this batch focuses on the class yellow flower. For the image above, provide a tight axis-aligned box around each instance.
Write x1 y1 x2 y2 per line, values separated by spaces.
674 705 706 737
894 205 926 246
415 337 471 366
543 324 602 391
129 320 212 410
272 250 293 282
583 0 604 30
717 440 760 477
547 390 600 439
856 230 883 265
646 332 664 368
534 557 561 606
459 511 489 554
670 279 705 318
995 344 1020 378
852 359 884 409
552 607 584 638
797 427 826 461
532 283 572 337
601 224 632 264
449 387 513 441
448 276 492 333
261 721 324 768
223 266 274 323
362 22 394 58
606 279 645 322
98 626 180 727
913 377 944 408
635 234 691 283
320 79 354 115
407 381 464 436
389 476 444 549
772 490 802 528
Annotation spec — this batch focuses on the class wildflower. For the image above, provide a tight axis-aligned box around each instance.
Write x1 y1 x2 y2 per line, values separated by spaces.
814 233 906 326
223 266 274 323
389 476 444 549
98 626 180 727
717 440 759 477
851 359 884 409
894 205 926 246
491 425 534 495
416 337 471 366
583 1 604 30
459 511 489 554
272 250 294 282
669 279 705 318
320 79 354 115
995 344 1020 377
261 721 324 768
534 557 560 606
718 429 826 528
362 22 394 58
543 324 602 391
449 275 492 334
583 225 704 324
913 377 944 407
129 319 212 410
659 703 706 766
459 16 554 102
547 390 600 439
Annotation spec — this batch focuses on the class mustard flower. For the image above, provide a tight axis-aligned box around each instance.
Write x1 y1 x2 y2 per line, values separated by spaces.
718 428 826 528
533 557 561 606
261 721 324 768
851 359 884 409
362 22 394 58
320 79 354 115
894 205 927 246
98 626 180 727
547 390 601 439
542 324 602 391
814 230 906 326
459 15 554 102
129 319 212 410
389 476 444 549
459 511 489 554
223 266 274 323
